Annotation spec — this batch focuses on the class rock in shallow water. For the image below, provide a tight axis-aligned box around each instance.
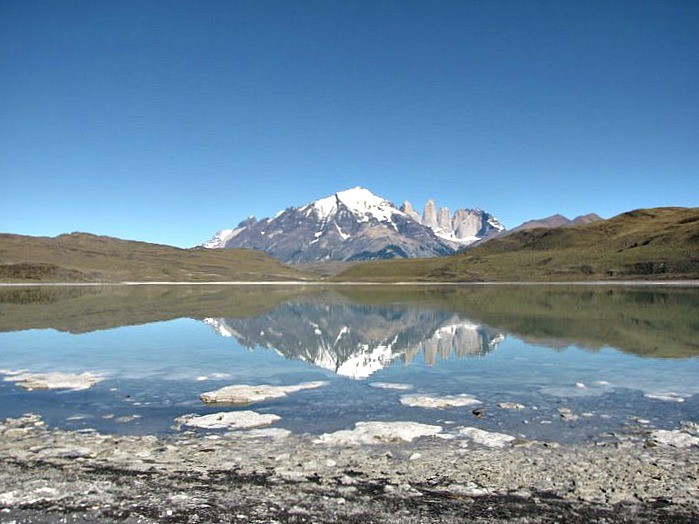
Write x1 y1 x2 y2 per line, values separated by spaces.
399 394 481 409
200 381 327 405
176 411 281 430
2 371 103 391
649 430 699 448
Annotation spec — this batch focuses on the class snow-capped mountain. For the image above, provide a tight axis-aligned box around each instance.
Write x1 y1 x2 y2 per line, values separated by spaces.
202 302 505 379
203 187 504 263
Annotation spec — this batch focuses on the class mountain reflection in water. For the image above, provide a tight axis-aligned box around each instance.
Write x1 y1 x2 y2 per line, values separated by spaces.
203 304 504 379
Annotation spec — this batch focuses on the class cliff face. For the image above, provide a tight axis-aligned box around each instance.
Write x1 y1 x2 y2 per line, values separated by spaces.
400 200 505 245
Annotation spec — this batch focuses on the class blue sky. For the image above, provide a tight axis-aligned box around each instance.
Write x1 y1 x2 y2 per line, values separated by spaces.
1 0 697 247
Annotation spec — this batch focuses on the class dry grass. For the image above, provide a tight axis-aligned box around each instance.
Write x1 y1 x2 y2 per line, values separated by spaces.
0 232 311 282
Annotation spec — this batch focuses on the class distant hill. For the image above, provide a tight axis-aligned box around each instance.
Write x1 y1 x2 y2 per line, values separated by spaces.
468 213 603 247
0 232 310 283
334 207 699 282
508 212 603 233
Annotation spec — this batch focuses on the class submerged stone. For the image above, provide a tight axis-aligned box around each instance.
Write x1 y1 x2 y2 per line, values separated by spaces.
369 382 414 391
498 402 526 410
644 393 687 403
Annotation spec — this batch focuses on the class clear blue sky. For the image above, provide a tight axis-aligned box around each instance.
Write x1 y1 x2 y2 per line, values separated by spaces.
1 0 697 247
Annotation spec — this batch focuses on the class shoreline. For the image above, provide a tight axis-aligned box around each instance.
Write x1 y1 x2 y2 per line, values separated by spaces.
1 414 698 523
1 279 699 287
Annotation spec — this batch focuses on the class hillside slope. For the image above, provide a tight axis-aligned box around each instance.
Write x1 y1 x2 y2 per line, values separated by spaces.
334 207 699 282
0 233 310 282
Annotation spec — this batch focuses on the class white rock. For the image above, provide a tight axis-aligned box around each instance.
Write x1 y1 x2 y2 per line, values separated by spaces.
200 381 327 405
369 382 414 391
446 482 490 496
176 411 280 430
315 421 442 445
650 430 699 448
0 486 61 505
3 371 103 391
457 427 516 448
644 393 687 403
399 394 481 409
680 421 699 435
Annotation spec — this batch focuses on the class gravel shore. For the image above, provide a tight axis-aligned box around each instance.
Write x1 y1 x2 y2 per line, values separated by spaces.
1 414 698 523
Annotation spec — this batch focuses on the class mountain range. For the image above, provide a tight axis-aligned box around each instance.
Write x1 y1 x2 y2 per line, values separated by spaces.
203 187 504 263
0 191 696 282
471 212 603 246
504 213 601 234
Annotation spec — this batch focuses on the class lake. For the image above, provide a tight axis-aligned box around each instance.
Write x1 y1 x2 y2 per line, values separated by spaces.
0 284 697 443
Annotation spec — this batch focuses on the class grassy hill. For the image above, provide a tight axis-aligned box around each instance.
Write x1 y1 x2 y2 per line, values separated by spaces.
0 232 311 282
335 207 699 282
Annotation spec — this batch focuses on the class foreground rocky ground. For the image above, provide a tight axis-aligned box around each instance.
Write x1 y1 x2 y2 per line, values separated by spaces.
1 414 698 523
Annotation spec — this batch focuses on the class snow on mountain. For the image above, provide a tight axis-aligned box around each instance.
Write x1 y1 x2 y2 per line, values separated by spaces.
202 228 242 249
203 187 505 263
304 187 401 223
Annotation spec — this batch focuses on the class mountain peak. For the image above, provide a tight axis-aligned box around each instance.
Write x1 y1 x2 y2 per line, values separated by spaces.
572 213 603 225
306 187 400 223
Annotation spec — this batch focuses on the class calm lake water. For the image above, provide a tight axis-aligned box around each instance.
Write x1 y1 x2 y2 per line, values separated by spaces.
0 284 697 443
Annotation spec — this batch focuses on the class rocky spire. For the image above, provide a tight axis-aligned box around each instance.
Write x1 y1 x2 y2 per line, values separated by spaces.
437 207 452 231
422 199 438 228
400 201 422 223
